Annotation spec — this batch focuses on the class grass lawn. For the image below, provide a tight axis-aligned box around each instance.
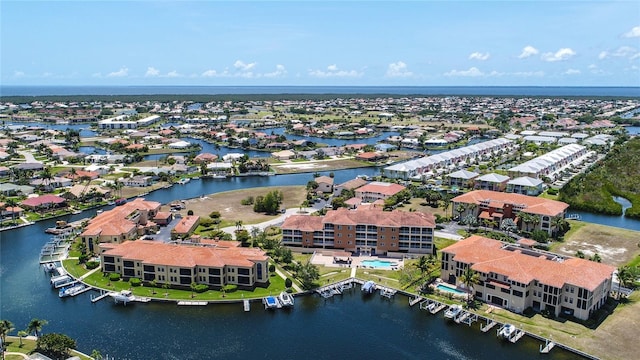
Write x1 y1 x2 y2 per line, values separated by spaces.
551 220 640 266
82 268 288 301
3 336 91 360
398 198 448 218
170 185 307 225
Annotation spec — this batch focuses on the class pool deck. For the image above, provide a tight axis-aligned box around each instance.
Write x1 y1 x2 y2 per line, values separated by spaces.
310 252 404 270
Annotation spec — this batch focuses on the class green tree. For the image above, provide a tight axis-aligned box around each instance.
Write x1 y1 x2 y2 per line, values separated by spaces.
500 218 517 238
460 266 479 305
296 260 320 290
0 319 14 343
27 318 48 338
36 333 76 359
17 330 28 347
91 349 104 360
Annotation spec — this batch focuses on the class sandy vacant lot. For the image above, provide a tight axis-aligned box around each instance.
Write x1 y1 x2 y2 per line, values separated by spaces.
166 185 307 224
554 221 640 266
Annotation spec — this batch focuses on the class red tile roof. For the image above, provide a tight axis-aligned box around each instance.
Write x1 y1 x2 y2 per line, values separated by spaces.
173 215 200 234
452 190 569 217
282 207 435 229
81 198 161 237
443 235 615 291
21 194 66 207
103 240 267 268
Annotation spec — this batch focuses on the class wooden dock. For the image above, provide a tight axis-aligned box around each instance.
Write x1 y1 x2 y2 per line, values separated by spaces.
509 329 526 343
177 301 207 306
481 320 497 332
409 296 423 307
540 340 556 353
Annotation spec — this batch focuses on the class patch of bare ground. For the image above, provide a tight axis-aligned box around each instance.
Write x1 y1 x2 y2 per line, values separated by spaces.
166 185 307 224
552 221 640 266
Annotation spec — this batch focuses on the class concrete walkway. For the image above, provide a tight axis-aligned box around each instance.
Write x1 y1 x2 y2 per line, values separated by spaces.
4 352 29 359
274 266 302 293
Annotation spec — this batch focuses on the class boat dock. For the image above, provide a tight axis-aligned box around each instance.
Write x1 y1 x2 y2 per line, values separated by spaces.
316 279 354 299
455 310 478 326
243 299 250 312
177 301 208 306
91 290 111 303
480 319 497 332
379 285 397 299
540 339 556 353
409 296 423 306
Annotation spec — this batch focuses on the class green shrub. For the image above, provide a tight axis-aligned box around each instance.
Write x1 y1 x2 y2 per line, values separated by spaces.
209 211 221 219
222 284 237 293
269 264 276 273
547 188 558 195
285 278 293 288
194 284 209 293
85 261 100 270
109 273 121 281
129 277 142 287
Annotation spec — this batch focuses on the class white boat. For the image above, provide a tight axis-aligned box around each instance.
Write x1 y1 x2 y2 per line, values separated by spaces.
51 275 72 288
177 178 191 184
110 290 136 304
277 291 294 307
211 174 227 179
263 296 279 309
444 304 463 319
361 280 376 294
58 283 86 298
498 323 516 338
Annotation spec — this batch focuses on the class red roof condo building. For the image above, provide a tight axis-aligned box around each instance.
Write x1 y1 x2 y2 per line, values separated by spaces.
281 207 435 255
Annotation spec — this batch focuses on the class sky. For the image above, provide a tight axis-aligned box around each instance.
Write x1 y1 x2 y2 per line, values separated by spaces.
1 0 639 87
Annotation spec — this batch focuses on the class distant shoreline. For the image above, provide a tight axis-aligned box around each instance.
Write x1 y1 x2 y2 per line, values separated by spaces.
2 85 639 99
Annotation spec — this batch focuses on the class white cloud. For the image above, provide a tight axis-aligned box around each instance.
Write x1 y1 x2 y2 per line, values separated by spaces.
564 69 581 75
107 67 129 77
264 64 287 78
166 70 180 78
13 71 25 77
386 61 413 78
309 64 363 78
444 67 484 77
541 48 576 62
234 60 257 71
598 46 638 60
511 71 545 77
91 72 103 78
201 69 219 77
518 46 539 59
623 26 640 38
469 52 490 61
145 67 160 77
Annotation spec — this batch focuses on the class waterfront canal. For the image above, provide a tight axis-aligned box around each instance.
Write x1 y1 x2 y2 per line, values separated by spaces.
4 167 634 359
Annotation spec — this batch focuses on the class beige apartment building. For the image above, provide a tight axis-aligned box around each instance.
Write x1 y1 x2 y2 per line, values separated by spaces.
440 235 615 321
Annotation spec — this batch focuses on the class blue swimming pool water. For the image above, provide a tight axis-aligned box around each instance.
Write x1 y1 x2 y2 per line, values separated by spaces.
265 296 277 306
436 284 466 295
361 260 397 269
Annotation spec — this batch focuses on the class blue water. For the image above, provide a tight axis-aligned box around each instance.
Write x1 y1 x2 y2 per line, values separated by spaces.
2 85 639 97
436 284 466 296
361 259 398 269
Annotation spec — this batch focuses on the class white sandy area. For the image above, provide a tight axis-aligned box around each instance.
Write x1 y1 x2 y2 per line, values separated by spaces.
274 163 329 170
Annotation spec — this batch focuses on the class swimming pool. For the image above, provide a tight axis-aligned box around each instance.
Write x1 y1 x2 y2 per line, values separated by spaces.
361 260 398 269
436 284 466 296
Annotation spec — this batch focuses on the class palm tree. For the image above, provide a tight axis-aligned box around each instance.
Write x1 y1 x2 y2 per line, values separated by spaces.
17 330 28 347
39 167 54 189
90 349 104 360
0 319 14 343
235 220 243 231
462 213 477 231
551 216 566 239
500 218 517 238
460 266 479 305
4 198 18 224
518 212 535 232
455 203 467 221
27 318 48 338
616 266 634 300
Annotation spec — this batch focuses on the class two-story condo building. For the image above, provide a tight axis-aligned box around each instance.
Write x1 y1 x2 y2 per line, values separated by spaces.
507 144 590 180
99 240 269 290
440 236 615 320
354 182 406 203
281 207 435 255
452 190 569 235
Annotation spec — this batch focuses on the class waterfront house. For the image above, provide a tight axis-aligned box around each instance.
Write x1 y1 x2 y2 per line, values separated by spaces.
20 194 67 212
440 235 615 321
333 177 368 197
99 240 269 289
124 175 153 187
272 150 296 160
0 183 34 196
314 176 334 193
451 190 569 235
281 207 435 256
